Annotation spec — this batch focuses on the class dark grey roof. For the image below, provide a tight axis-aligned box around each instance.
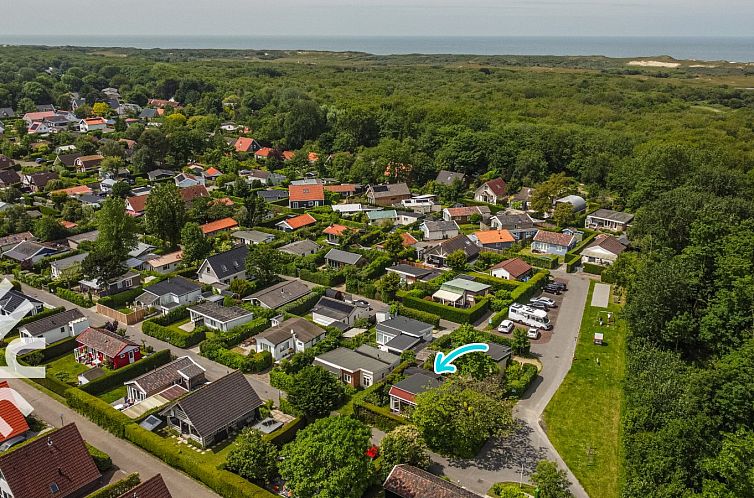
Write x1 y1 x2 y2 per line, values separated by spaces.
56 153 83 167
486 342 512 362
203 245 248 280
392 372 443 396
312 296 356 320
257 189 289 201
20 308 85 336
422 220 459 232
144 276 201 297
232 230 274 243
492 213 535 230
316 347 397 373
162 371 262 439
187 301 252 323
377 316 433 338
126 356 204 397
67 230 99 243
147 169 175 181
324 248 363 265
139 108 158 119
247 279 311 309
0 289 41 314
427 234 481 259
435 170 465 186
51 252 88 270
3 241 56 261
383 334 421 352
278 239 319 256
256 317 325 346
0 108 15 118
369 183 411 198
588 208 634 224
0 170 21 186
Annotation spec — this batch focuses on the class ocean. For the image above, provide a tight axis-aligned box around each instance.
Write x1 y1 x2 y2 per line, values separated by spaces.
1 35 753 62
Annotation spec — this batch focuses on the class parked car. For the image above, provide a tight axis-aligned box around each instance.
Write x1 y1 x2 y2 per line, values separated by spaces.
498 319 514 334
543 284 562 295
532 297 557 308
527 300 550 311
527 327 541 339
549 280 568 291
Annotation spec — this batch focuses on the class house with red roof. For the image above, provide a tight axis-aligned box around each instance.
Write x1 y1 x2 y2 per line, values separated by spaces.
254 147 278 161
0 381 30 448
234 137 261 153
323 224 352 245
74 154 104 173
489 258 533 281
474 178 508 205
75 327 141 369
22 110 56 126
289 184 325 209
282 151 295 161
204 166 222 181
78 117 107 133
180 185 209 204
125 194 148 216
531 230 576 256
325 184 359 197
200 217 239 236
52 185 93 197
275 213 317 232
442 205 491 224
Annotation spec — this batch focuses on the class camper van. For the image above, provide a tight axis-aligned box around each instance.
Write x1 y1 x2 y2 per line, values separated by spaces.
508 303 552 330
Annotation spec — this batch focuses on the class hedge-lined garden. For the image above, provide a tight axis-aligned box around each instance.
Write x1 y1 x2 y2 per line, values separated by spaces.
399 292 490 324
142 306 206 347
198 317 273 373
80 349 172 396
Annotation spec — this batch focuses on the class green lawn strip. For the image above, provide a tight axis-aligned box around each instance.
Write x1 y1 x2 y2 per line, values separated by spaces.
99 386 127 404
542 280 625 498
46 354 89 386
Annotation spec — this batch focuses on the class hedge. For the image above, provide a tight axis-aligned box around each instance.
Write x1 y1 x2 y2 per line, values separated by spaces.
298 268 345 287
199 339 272 373
263 416 305 447
98 287 144 308
85 473 140 498
278 286 326 315
20 335 77 364
565 253 581 273
396 305 440 328
468 272 522 291
86 442 113 473
81 349 172 396
509 270 549 303
399 294 490 324
583 263 605 275
151 306 189 326
503 362 539 399
142 319 205 348
353 401 407 431
13 269 47 289
125 424 277 498
489 307 509 328
15 306 65 333
213 318 269 349
54 287 94 308
65 388 132 438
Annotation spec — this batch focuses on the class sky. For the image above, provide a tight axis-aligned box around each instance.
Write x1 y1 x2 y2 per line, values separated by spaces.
1 0 753 38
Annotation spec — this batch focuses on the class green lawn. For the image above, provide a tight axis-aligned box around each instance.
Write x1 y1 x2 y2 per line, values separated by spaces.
45 354 88 386
542 280 625 498
99 386 127 404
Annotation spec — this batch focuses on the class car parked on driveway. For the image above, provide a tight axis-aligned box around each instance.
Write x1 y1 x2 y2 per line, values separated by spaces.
498 319 514 334
527 300 550 311
527 327 541 339
543 284 562 295
532 296 557 308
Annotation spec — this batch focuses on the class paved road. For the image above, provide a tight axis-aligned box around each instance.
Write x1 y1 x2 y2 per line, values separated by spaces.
425 271 593 497
7 378 220 498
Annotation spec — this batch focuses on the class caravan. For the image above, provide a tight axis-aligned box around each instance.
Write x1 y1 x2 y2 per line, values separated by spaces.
508 303 552 330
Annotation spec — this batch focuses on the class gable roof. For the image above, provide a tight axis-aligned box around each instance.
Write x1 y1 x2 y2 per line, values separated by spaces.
533 230 575 247
278 239 320 256
428 234 481 259
126 356 204 397
278 213 316 230
377 316 433 337
490 258 532 278
481 178 507 196
588 208 634 224
0 382 29 444
444 206 490 218
400 232 418 247
368 183 411 199
0 288 41 314
421 220 459 233
188 302 252 323
324 248 363 265
179 185 209 203
202 245 247 280
390 372 443 397
0 170 20 186
492 213 535 230
77 327 138 358
256 317 326 346
474 229 515 245
233 230 274 244
312 296 358 320
200 217 238 235
3 240 56 262
587 234 627 256
145 251 183 268
143 276 201 297
435 170 465 186
116 474 173 498
126 194 148 213
0 424 100 498
27 171 58 187
20 308 86 336
247 279 311 309
316 346 398 374
234 137 256 152
383 464 480 498
323 224 350 237
289 184 325 202
161 371 262 439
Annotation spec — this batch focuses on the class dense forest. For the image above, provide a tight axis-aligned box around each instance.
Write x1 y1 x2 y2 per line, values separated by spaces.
1 46 754 497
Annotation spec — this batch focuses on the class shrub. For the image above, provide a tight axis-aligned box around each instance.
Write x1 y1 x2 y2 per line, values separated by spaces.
510 270 549 303
54 287 94 307
152 306 190 326
65 388 132 437
84 473 140 498
395 305 440 327
81 349 172 396
86 443 113 472
264 417 305 447
503 362 538 399
565 253 581 273
399 293 490 324
298 268 345 287
277 286 327 315
353 401 407 431
98 287 144 308
213 318 269 349
142 320 205 348
583 262 605 275
199 339 272 373
269 369 294 392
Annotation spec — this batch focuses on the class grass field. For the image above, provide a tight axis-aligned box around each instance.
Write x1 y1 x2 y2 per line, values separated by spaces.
542 280 625 498
45 354 88 386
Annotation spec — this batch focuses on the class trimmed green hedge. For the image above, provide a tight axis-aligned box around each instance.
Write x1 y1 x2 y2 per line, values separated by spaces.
86 442 113 472
565 253 581 273
125 424 277 498
399 294 490 324
299 268 345 287
396 305 440 328
98 287 144 308
200 339 272 373
263 416 305 447
152 306 189 326
583 263 606 275
81 349 172 396
20 335 77 364
278 286 326 315
85 473 140 498
55 287 94 307
503 361 539 399
214 318 269 349
142 316 205 348
353 401 407 431
510 270 549 303
66 388 132 438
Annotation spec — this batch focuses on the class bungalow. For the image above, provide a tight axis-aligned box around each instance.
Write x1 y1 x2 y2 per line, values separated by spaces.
254 317 326 361
234 137 261 153
384 465 481 498
22 110 56 126
442 205 491 224
0 287 43 319
143 250 183 274
585 209 634 232
323 224 351 245
474 178 507 205
125 356 206 404
366 183 412 207
396 210 422 226
325 248 364 269
276 213 317 232
125 194 148 216
531 230 576 256
278 239 320 257
18 308 89 344
554 194 587 213
324 184 359 197
0 155 15 170
52 185 93 197
200 217 239 237
314 346 399 388
486 342 513 373
490 258 533 281
147 169 175 182
197 245 247 285
74 154 104 173
376 316 434 354
289 184 325 209
473 229 515 250
419 220 459 241
79 269 141 297
2 240 59 267
188 302 255 332
489 212 538 241
257 189 289 203
23 171 58 192
245 279 311 309
67 230 97 250
389 369 443 413
50 252 88 280
135 276 202 314
0 424 101 498
232 230 275 245
401 195 436 214
160 370 263 448
203 167 222 182
423 234 480 267
367 209 399 226
179 185 210 204
74 327 141 369
311 296 370 328
78 117 107 133
175 173 204 189
385 264 441 285
54 152 82 168
254 147 278 161
432 277 491 308
240 168 285 186
435 170 465 186
115 475 173 498
26 121 51 134
581 234 627 266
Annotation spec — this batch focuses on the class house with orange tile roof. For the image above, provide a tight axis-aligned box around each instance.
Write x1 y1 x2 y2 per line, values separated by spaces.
234 137 261 153
308 152 320 163
200 217 239 236
442 205 491 224
275 213 317 232
78 117 107 133
59 220 78 230
472 229 515 250
204 166 222 180
289 184 325 209
0 381 30 448
125 194 148 216
52 184 94 197
323 224 352 245
282 150 295 161
325 184 359 197
254 147 278 161
211 197 235 207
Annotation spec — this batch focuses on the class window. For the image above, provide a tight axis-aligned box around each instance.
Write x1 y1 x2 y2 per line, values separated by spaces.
342 373 352 383
50 482 60 494
363 375 373 387
60 327 65 333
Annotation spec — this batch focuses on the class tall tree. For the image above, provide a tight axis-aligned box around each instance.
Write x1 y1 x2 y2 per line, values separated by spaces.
225 428 279 485
145 182 186 248
181 222 211 265
245 242 281 286
379 425 431 479
287 366 345 420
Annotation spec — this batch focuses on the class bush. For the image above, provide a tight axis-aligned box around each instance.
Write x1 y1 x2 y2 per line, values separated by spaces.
213 318 269 349
298 268 345 287
66 388 132 437
200 339 272 373
81 349 172 396
396 305 441 327
269 368 294 392
86 443 113 472
353 401 407 431
142 320 205 348
399 293 490 324
85 473 140 498
98 287 144 308
277 286 326 315
565 253 581 273
264 417 305 447
152 306 190 326
583 262 605 275
54 287 94 307
510 270 549 303
503 362 538 399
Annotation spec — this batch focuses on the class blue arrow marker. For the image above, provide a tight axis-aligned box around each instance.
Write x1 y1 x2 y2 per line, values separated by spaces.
434 343 490 375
